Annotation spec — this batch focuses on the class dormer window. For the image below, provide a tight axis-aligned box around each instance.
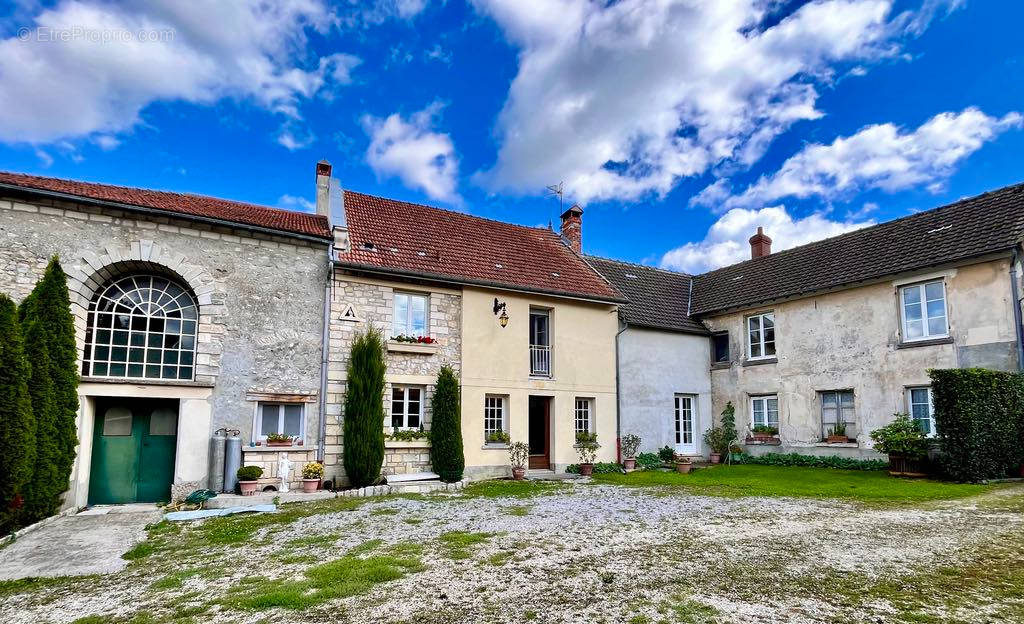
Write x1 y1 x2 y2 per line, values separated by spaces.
747 312 775 360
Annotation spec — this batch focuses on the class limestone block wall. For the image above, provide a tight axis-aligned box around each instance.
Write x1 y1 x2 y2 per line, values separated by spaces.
241 447 318 491
383 440 433 476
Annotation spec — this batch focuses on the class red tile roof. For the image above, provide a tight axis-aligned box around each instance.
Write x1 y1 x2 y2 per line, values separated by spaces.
338 191 624 302
0 171 331 239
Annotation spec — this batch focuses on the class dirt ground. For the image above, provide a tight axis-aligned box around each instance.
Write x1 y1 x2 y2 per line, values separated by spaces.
2 480 1022 624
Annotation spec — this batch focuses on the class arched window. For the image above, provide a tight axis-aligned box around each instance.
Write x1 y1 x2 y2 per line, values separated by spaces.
84 275 198 380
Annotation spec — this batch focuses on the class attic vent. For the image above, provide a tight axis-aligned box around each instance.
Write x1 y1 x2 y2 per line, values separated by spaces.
495 263 503 269
551 272 560 277
928 224 953 234
389 247 399 253
625 273 638 279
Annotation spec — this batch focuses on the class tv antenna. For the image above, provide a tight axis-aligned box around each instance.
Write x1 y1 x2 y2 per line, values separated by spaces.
546 182 564 229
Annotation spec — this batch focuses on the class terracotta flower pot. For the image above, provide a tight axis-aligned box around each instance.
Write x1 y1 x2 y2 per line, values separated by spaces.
675 462 692 474
826 435 849 444
302 478 320 493
512 467 526 481
623 458 636 470
267 441 292 447
579 463 594 476
709 453 722 464
239 480 259 496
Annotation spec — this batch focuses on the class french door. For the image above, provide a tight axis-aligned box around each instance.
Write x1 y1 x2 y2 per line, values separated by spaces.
673 394 697 455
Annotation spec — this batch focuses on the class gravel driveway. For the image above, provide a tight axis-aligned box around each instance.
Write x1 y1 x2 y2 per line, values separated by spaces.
2 480 1022 624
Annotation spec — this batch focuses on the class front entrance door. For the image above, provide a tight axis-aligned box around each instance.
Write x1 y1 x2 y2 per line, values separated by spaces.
89 398 178 504
673 394 697 455
528 396 551 469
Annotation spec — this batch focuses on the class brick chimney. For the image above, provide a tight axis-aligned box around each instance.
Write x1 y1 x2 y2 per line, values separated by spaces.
315 159 331 217
560 204 583 254
749 226 772 259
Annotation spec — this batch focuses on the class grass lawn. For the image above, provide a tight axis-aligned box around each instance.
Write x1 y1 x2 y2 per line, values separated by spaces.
591 464 993 503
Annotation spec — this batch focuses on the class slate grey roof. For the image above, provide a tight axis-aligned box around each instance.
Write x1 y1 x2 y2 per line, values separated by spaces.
691 182 1024 316
586 256 708 334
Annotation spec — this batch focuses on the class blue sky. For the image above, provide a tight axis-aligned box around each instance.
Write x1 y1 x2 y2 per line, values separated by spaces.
1 0 1021 272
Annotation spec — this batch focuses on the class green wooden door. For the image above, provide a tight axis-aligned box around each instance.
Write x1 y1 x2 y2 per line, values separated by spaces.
89 399 178 504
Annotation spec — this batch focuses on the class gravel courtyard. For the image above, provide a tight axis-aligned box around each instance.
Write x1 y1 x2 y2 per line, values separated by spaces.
2 477 1022 624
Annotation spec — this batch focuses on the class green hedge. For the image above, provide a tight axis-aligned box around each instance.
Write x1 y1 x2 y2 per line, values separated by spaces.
734 452 887 471
566 462 622 474
930 368 1024 482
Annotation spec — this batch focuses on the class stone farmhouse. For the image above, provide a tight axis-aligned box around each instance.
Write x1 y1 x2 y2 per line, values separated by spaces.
1 164 1022 505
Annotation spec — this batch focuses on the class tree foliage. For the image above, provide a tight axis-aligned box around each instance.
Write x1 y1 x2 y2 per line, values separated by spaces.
0 295 36 534
19 316 61 523
430 365 464 482
342 326 386 488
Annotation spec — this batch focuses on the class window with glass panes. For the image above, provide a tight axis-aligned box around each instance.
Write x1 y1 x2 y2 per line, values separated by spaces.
674 395 694 445
574 398 592 434
256 403 304 440
84 275 197 380
900 280 948 341
391 386 422 430
393 292 427 337
751 395 779 428
820 391 855 439
907 387 935 435
484 395 507 438
747 312 776 359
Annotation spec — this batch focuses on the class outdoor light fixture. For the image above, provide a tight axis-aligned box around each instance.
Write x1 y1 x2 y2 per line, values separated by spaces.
493 298 509 328
499 310 509 328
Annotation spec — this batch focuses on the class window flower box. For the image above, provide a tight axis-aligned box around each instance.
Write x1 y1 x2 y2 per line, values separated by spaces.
387 340 439 355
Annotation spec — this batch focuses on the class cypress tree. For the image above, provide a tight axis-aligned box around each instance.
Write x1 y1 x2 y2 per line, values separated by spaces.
342 326 386 488
430 365 464 482
0 295 36 534
20 257 79 493
20 317 61 523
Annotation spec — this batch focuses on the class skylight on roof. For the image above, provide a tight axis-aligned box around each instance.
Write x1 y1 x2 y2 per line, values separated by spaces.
495 263 503 269
625 273 638 279
551 272 560 277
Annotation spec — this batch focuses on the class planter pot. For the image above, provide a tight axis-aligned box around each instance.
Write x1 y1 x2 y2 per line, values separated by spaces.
730 452 744 462
579 463 594 477
826 435 849 444
302 478 320 493
751 433 778 442
675 462 693 474
267 441 292 447
239 480 259 496
511 467 526 481
623 458 636 471
709 453 722 464
888 454 928 478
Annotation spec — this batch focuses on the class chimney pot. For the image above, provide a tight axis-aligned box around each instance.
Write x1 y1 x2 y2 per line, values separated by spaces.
749 226 772 259
560 204 584 254
315 159 331 217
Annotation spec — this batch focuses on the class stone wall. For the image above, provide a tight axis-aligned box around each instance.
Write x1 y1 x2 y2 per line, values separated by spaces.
382 440 432 476
324 271 462 484
241 447 318 491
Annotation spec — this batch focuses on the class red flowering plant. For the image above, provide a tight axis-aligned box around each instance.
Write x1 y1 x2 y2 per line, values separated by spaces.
393 334 436 344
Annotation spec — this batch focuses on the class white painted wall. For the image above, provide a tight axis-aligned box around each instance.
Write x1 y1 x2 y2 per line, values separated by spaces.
618 327 712 457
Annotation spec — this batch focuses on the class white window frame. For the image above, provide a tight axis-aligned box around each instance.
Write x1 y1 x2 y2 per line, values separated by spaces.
906 387 936 437
574 398 593 435
254 402 305 442
484 395 508 441
750 395 779 429
746 312 776 360
392 291 429 338
899 279 948 342
673 394 696 449
819 390 855 439
390 385 423 431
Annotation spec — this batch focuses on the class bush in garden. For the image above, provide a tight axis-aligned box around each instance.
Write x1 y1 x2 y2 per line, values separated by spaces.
343 327 387 488
657 446 675 463
635 452 662 471
20 316 61 524
930 368 1024 482
870 414 930 459
0 295 36 534
734 452 886 471
620 434 641 459
566 462 621 474
430 365 464 482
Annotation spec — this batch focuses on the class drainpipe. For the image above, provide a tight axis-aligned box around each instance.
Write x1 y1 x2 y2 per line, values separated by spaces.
1010 247 1024 371
316 245 332 463
614 316 627 464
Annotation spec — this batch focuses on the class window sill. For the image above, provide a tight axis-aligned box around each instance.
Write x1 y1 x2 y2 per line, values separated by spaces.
744 436 781 445
387 341 439 354
385 439 431 449
813 442 859 448
529 374 553 380
711 362 732 370
482 444 509 450
80 376 215 388
896 336 954 350
244 445 310 453
742 357 778 367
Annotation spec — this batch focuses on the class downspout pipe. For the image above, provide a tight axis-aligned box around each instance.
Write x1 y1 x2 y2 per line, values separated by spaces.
1010 246 1024 372
614 316 627 464
316 243 332 462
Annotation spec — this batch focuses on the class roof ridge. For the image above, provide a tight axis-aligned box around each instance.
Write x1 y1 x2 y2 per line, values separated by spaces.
696 180 1024 277
586 253 694 278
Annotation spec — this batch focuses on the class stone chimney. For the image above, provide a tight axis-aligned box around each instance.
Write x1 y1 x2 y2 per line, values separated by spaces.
315 159 331 217
560 204 584 254
749 226 772 259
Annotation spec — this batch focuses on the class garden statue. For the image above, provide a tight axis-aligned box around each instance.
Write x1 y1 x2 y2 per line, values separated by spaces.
277 453 293 492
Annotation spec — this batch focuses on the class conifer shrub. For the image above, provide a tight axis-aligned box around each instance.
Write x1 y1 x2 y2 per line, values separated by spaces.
342 327 387 488
19 317 61 524
0 295 37 534
430 365 464 482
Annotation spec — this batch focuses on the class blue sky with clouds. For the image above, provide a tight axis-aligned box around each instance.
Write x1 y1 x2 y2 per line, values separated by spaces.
1 0 1021 273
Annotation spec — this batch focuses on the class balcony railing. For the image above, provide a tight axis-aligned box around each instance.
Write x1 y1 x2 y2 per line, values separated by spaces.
530 344 551 377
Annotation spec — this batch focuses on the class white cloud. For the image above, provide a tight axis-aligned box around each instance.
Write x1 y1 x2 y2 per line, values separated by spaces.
471 0 948 203
34 148 53 168
93 135 120 151
424 43 452 64
0 0 360 145
278 194 315 212
361 101 461 204
276 123 315 151
696 108 1022 211
660 205 875 273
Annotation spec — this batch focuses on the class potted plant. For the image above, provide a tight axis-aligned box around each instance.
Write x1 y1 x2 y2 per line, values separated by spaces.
621 434 641 470
749 425 779 442
575 431 600 476
674 455 693 474
658 445 675 467
870 413 930 477
508 441 530 480
826 421 849 444
237 465 263 496
301 462 324 493
729 444 744 463
486 430 510 445
265 432 294 447
703 426 730 464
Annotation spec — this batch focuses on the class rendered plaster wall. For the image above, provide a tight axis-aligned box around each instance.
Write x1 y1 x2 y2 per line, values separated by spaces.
460 286 619 475
617 327 712 457
703 259 1019 455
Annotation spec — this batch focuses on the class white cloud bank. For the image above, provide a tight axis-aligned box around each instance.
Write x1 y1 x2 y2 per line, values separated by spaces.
471 0 962 203
0 0 361 146
362 102 461 204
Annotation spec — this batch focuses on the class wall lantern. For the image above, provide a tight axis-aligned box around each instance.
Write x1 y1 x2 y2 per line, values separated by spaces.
493 298 509 328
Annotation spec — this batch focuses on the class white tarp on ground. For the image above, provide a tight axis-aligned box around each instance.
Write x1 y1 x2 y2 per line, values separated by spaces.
163 504 277 521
